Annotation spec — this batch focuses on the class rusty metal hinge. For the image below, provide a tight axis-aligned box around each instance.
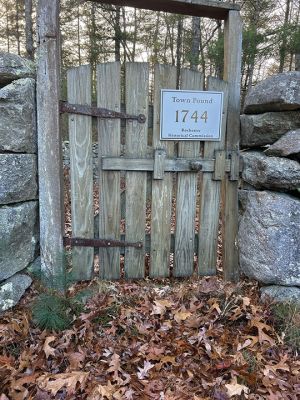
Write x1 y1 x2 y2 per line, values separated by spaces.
59 101 146 124
63 237 143 249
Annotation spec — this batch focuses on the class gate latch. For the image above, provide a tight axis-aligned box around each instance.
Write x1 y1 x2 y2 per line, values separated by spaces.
189 161 203 172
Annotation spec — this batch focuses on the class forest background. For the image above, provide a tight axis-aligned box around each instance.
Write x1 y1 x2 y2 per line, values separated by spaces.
0 0 299 103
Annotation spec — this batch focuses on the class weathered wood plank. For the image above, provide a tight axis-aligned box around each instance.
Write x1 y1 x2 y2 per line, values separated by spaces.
198 77 228 276
213 150 226 181
153 149 166 180
37 0 65 290
223 10 242 281
94 233 200 255
67 65 94 281
150 64 177 278
229 151 240 181
97 62 121 280
102 157 232 172
90 0 240 20
124 63 149 279
174 69 203 277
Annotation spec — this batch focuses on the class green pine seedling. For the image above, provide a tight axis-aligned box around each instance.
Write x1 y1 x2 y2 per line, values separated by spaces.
31 293 73 331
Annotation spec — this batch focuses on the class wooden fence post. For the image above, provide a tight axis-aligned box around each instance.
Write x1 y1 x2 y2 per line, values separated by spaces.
36 0 65 291
223 10 242 281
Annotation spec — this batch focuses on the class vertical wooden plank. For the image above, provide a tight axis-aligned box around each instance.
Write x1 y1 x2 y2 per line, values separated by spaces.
125 63 149 278
97 62 121 280
198 77 228 276
174 69 203 277
67 65 94 281
150 64 177 278
36 0 65 291
223 10 242 281
153 149 166 180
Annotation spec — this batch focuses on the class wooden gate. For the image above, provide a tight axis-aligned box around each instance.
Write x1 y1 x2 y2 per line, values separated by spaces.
65 62 240 281
37 0 242 290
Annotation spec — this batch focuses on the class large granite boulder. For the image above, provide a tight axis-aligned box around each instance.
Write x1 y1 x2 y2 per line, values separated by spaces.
0 274 32 313
241 151 300 191
0 201 39 281
0 53 35 86
241 111 300 148
244 72 300 114
0 154 38 204
238 190 300 286
0 78 36 153
261 286 300 304
265 129 300 161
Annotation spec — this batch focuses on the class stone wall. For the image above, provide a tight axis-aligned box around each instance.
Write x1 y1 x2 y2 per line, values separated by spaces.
239 72 300 303
0 53 38 312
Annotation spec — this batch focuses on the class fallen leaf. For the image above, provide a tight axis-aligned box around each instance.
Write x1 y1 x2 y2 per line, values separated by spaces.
151 299 173 315
137 360 154 380
68 351 85 370
43 336 56 359
243 297 251 307
251 319 276 345
264 355 290 376
237 338 253 351
225 382 249 397
124 388 135 399
174 310 192 323
157 356 177 370
107 353 122 381
37 371 89 396
215 360 232 370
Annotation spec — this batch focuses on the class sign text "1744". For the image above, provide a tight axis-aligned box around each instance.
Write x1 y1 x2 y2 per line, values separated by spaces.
175 109 208 124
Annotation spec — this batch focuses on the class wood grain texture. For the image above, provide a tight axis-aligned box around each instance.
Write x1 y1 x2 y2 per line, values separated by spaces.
198 77 228 276
67 65 94 281
213 150 226 181
97 62 121 280
153 149 166 180
90 0 240 19
124 63 149 279
150 64 177 278
174 69 204 277
37 0 65 290
223 10 242 281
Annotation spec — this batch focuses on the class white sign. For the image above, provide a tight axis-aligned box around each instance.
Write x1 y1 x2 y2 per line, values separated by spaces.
160 89 223 141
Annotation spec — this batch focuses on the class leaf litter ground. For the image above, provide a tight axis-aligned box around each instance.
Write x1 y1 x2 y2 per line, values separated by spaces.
0 276 299 400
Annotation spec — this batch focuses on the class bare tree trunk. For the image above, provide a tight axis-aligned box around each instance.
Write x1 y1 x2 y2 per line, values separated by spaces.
6 5 10 53
199 21 206 82
121 7 128 63
246 0 260 95
215 21 223 78
132 8 137 61
77 2 81 65
190 16 200 70
294 2 300 71
15 0 21 55
152 12 160 64
89 2 97 76
296 53 300 71
279 0 291 73
114 6 121 61
176 16 183 88
25 0 34 60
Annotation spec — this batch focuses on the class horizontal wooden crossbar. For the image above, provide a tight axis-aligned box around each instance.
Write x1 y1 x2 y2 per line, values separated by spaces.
63 237 143 248
91 233 200 256
102 156 232 173
87 0 240 19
